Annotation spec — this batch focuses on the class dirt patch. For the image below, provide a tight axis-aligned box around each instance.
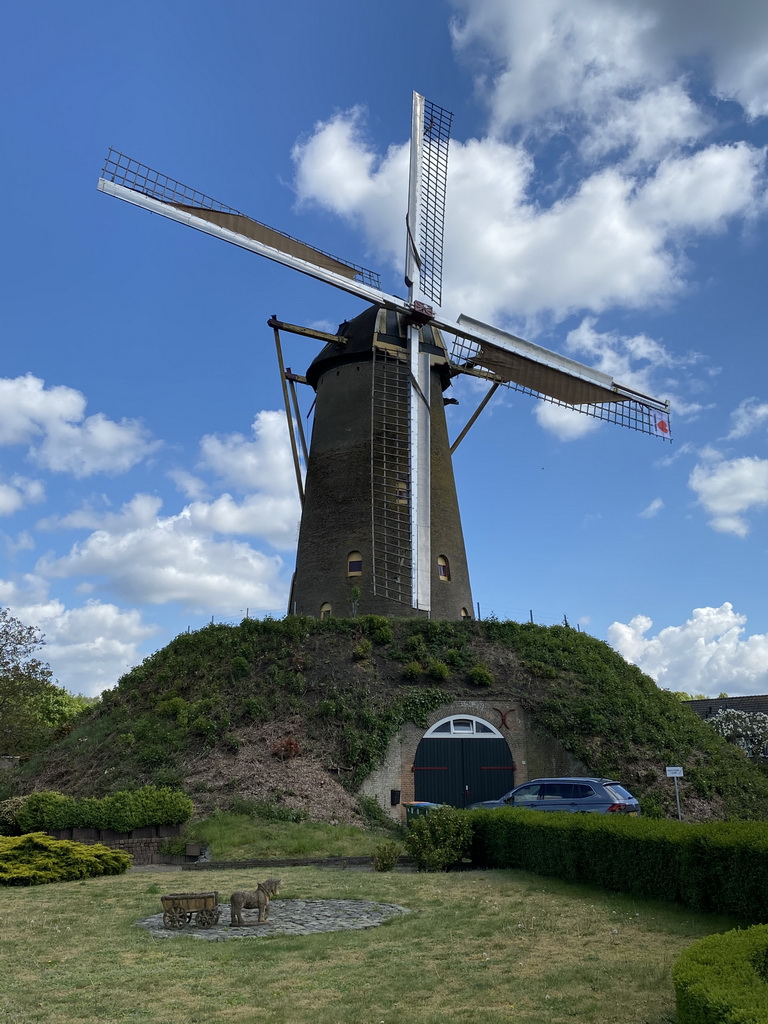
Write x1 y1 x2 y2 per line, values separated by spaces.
184 719 364 824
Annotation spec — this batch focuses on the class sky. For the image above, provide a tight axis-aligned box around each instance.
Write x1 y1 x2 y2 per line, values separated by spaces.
2 0 767 699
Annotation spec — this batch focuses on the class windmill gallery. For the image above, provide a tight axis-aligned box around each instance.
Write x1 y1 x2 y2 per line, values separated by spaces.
98 94 670 625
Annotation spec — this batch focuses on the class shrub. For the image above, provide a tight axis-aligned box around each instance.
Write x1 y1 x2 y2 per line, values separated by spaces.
467 663 494 687
0 796 27 836
0 832 132 885
467 810 768 923
373 841 401 872
271 737 301 760
425 658 450 682
404 806 473 871
14 786 193 834
402 661 422 681
673 925 768 1024
352 640 373 661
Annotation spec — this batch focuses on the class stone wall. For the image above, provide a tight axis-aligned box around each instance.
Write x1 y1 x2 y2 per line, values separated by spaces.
49 824 185 865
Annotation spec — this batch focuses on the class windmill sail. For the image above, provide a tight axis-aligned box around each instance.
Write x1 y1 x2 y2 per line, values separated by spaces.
98 148 386 302
444 314 671 438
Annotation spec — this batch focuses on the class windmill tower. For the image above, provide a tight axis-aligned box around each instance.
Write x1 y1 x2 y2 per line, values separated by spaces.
98 94 670 622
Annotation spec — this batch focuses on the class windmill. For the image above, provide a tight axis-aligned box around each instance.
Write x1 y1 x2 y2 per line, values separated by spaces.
98 94 670 622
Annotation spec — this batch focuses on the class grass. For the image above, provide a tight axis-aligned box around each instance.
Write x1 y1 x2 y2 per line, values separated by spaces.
187 811 396 860
0 865 741 1024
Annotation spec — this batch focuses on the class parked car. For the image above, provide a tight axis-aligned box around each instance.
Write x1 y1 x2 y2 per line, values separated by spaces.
467 777 641 815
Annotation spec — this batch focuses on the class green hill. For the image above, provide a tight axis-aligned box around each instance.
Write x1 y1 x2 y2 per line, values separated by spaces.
9 616 768 822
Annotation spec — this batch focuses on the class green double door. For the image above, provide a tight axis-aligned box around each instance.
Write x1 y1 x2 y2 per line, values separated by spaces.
412 737 515 807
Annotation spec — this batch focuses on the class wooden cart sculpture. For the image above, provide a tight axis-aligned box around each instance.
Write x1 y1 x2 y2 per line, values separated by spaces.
161 891 220 929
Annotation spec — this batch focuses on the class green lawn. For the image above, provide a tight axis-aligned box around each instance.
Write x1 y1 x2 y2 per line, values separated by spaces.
0 865 741 1024
187 811 395 860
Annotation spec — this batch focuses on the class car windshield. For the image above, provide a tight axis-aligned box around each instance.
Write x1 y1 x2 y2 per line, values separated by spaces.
605 784 635 801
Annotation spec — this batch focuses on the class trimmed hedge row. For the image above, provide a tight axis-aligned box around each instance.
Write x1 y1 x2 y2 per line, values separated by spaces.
673 926 768 1023
6 786 194 835
468 808 768 922
0 832 133 885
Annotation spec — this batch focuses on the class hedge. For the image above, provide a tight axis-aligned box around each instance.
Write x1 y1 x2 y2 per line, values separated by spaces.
10 786 194 835
0 832 133 885
468 808 768 922
673 925 768 1023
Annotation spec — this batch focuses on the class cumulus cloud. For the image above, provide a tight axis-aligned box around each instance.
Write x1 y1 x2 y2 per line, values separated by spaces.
0 475 44 516
290 109 765 326
532 402 600 441
450 0 768 128
689 455 768 535
608 603 768 695
0 375 159 477
199 410 299 495
0 582 158 696
727 397 768 439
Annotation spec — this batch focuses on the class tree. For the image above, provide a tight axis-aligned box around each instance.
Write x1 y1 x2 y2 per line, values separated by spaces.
710 708 768 759
0 608 90 755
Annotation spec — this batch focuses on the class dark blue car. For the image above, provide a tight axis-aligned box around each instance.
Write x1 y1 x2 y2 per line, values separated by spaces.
468 776 641 815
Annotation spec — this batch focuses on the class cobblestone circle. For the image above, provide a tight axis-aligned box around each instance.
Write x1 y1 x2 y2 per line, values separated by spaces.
136 899 411 941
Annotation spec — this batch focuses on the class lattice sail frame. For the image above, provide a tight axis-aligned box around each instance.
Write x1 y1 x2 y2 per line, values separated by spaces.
417 99 452 306
447 332 672 439
100 148 381 290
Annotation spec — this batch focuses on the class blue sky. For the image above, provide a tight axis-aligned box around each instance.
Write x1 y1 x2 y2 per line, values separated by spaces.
2 0 767 697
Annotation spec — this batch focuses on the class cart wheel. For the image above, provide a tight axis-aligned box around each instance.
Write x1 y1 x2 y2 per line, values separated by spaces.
197 909 218 929
163 908 188 929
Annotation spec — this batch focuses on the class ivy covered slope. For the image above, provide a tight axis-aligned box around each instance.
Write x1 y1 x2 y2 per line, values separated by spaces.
12 616 768 820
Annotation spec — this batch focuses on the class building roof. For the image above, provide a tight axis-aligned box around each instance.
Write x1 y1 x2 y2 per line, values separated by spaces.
685 695 768 719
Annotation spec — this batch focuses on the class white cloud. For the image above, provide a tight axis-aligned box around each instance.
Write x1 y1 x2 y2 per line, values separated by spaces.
0 475 44 516
727 397 768 439
608 603 768 696
639 498 664 518
0 375 159 478
450 0 768 127
532 402 600 441
0 583 158 697
199 410 298 495
37 504 288 614
636 143 766 233
291 109 765 327
689 456 768 535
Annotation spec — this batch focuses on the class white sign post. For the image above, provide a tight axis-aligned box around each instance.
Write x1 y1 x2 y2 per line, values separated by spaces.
666 766 684 821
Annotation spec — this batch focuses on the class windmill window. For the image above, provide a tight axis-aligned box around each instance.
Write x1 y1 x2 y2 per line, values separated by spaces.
437 555 451 581
320 602 332 620
461 607 471 619
347 551 363 576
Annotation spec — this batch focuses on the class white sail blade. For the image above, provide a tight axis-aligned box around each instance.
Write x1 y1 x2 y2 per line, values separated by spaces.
439 313 671 438
98 149 400 310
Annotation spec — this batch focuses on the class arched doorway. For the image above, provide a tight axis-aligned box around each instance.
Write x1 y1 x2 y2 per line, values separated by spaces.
412 716 515 807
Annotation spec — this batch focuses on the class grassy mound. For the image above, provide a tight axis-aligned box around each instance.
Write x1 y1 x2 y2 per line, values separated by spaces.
9 616 768 821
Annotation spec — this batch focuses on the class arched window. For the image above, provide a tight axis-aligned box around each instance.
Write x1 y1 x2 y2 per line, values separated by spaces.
320 602 332 620
347 551 363 576
437 555 451 582
424 715 503 738
461 607 471 619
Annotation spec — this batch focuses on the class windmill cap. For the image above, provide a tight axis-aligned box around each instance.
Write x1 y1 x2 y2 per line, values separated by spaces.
305 304 449 390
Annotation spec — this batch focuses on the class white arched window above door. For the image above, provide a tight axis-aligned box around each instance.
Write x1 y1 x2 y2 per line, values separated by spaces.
424 715 502 738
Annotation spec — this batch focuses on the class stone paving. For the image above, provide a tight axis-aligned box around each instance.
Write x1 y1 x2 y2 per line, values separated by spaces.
136 899 411 941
